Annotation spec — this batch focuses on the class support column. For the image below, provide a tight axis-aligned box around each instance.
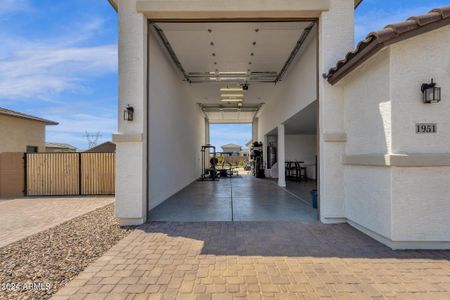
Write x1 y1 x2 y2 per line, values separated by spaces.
277 124 286 187
113 0 148 226
318 0 354 223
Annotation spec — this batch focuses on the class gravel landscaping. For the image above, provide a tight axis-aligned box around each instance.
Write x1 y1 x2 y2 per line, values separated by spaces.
0 203 133 300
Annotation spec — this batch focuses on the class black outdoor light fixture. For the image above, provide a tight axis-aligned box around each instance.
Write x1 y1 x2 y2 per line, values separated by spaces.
421 79 441 104
123 105 134 121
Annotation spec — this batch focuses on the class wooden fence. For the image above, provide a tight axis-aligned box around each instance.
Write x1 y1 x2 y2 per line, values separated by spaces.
25 152 115 196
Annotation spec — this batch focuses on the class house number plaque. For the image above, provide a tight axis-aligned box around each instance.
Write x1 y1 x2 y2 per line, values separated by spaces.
416 123 437 134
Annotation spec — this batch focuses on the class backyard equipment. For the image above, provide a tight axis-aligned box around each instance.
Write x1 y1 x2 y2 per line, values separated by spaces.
199 144 219 181
251 141 265 178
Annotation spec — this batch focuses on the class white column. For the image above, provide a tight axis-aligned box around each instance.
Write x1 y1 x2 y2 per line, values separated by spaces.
113 0 148 226
277 124 286 187
318 0 354 223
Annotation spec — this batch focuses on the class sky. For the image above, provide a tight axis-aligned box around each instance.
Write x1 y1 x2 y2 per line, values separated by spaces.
0 0 449 150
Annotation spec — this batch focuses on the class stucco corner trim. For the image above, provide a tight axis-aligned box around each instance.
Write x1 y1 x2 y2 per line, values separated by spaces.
323 132 347 143
343 153 450 167
112 133 143 143
343 154 389 166
348 220 450 250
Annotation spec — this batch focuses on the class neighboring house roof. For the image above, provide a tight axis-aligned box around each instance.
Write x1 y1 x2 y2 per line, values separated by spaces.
85 141 116 153
326 6 450 85
0 107 58 125
46 143 77 150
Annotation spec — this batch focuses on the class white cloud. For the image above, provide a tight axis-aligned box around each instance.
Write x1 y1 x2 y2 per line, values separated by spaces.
0 0 32 16
0 45 117 99
43 105 117 150
0 10 117 99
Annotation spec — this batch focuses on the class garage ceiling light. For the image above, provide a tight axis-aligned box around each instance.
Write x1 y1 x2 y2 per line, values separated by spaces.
221 99 243 102
221 94 244 98
220 87 243 92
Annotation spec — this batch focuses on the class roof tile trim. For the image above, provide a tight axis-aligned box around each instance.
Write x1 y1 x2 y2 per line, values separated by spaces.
326 6 450 85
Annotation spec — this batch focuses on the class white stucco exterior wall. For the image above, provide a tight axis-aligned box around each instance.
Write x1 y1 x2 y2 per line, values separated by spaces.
318 0 354 224
388 26 450 246
114 0 148 225
341 25 450 248
148 28 206 210
390 26 450 154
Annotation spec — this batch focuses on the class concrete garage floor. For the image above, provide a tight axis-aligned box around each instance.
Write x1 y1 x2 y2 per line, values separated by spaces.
148 175 317 222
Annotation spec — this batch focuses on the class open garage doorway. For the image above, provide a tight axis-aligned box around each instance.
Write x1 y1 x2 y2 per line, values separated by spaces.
146 20 320 222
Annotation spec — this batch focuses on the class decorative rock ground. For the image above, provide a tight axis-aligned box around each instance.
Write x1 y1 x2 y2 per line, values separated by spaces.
0 204 132 300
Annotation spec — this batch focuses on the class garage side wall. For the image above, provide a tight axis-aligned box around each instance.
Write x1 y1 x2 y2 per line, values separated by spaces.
148 28 205 210
257 28 318 138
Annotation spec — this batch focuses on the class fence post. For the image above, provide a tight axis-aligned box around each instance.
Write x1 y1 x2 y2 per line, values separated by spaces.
79 152 82 195
23 153 27 196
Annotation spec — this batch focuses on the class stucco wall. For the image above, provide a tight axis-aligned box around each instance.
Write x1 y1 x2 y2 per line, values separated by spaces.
258 27 318 137
0 115 46 153
344 166 392 238
341 25 450 247
148 28 205 210
285 134 316 163
341 48 393 238
318 0 355 223
390 26 450 154
343 49 391 155
388 26 450 244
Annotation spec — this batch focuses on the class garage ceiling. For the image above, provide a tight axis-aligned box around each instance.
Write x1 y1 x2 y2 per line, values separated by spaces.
153 21 315 123
155 22 313 83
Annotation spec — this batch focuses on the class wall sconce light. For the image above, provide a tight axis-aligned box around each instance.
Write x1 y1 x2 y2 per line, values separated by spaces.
123 105 134 121
421 79 441 104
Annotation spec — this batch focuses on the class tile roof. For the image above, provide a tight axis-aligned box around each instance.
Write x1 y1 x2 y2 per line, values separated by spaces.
0 107 58 125
326 6 450 85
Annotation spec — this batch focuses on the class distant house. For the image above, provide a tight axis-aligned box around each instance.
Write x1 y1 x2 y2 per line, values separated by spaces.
85 141 116 153
45 143 77 153
221 144 241 154
0 107 58 153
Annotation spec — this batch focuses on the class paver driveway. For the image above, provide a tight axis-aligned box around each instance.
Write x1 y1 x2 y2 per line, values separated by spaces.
0 196 114 248
53 222 450 299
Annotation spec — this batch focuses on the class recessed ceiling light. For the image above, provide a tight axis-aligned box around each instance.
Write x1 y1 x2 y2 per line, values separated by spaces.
208 29 212 33
212 53 216 56
248 62 252 65
251 53 254 56
255 29 259 32
221 94 244 98
214 62 217 65
221 99 243 102
210 42 214 46
253 42 256 46
220 87 243 92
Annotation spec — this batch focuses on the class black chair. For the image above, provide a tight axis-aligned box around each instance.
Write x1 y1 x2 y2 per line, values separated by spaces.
296 162 307 182
285 161 296 179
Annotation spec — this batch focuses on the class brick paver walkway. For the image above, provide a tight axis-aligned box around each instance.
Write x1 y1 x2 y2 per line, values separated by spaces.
0 196 114 247
53 222 450 299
